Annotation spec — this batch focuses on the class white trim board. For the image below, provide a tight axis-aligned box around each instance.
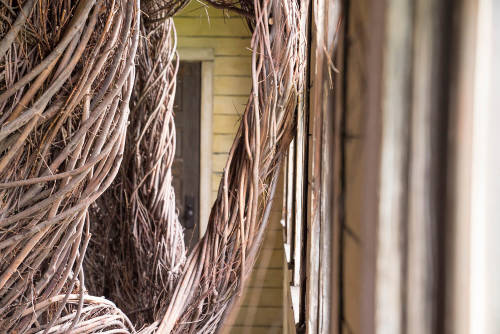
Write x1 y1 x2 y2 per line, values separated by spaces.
178 48 214 61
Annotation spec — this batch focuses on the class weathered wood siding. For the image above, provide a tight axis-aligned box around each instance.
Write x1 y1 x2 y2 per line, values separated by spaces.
342 1 369 333
221 178 285 333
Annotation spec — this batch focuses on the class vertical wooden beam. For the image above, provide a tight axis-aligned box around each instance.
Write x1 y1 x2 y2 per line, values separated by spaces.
407 0 451 332
468 1 500 332
286 140 295 263
306 9 321 332
293 75 305 290
284 255 290 334
360 1 385 333
444 0 477 332
307 0 342 333
293 1 311 328
375 1 413 333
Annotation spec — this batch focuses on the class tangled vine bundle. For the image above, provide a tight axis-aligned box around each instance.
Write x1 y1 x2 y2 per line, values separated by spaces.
85 14 186 327
0 0 308 332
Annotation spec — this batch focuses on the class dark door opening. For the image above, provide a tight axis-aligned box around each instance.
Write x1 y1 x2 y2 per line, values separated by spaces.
173 61 201 251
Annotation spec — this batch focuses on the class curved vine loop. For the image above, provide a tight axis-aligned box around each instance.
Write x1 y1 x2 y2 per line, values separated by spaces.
0 0 139 331
85 15 187 327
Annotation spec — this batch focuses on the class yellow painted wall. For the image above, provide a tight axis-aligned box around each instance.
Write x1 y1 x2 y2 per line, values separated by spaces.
174 4 284 333
221 174 285 333
174 3 252 204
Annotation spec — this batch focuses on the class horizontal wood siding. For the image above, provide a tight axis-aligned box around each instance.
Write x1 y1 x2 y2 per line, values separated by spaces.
221 173 285 333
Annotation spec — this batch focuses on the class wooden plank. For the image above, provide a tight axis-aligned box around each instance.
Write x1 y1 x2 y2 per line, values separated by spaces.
211 190 218 203
272 172 285 215
306 84 320 334
178 37 252 56
241 287 283 307
178 48 214 61
359 2 385 333
286 142 294 257
283 256 290 334
443 0 477 332
233 306 283 326
268 216 284 231
306 0 342 333
284 259 297 333
175 17 250 37
212 153 228 172
246 268 283 288
213 134 235 153
342 321 356 334
214 76 252 95
407 1 450 333
293 78 306 288
254 249 285 269
290 286 301 324
306 7 322 333
343 0 369 241
262 230 283 249
212 173 222 192
467 3 500 333
269 211 284 231
213 114 241 134
376 1 413 333
344 140 363 237
290 12 308 320
341 2 380 330
214 96 248 115
343 234 362 334
214 56 252 75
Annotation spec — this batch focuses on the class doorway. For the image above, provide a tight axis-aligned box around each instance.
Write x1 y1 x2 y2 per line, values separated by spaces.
173 61 201 250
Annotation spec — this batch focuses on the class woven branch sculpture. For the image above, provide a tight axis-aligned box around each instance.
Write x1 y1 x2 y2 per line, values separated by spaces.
84 13 186 327
0 0 308 332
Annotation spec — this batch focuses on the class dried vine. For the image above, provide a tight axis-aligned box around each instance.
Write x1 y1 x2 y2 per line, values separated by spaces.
0 0 139 331
158 0 307 330
85 15 186 327
0 0 309 332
